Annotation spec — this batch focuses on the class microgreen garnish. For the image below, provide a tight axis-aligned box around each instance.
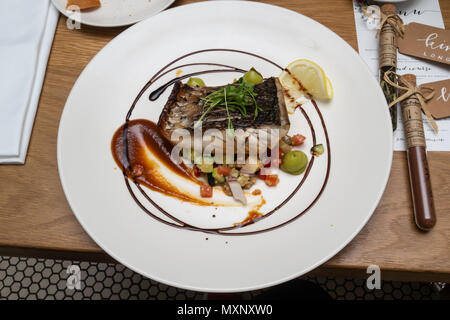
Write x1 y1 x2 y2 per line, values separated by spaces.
194 77 263 130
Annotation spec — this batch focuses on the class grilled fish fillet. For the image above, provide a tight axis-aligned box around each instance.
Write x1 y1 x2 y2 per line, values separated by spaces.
158 77 290 152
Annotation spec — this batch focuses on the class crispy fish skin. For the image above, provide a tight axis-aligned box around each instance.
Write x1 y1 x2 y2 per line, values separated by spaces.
158 77 290 149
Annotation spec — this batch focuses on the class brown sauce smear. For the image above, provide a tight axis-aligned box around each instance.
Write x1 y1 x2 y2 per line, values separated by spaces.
252 189 262 196
234 197 267 227
111 119 212 205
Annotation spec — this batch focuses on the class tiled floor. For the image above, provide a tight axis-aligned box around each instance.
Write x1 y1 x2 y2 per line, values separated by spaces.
0 256 443 300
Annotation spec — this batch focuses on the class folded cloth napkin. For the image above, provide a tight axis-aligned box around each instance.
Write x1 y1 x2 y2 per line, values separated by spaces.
0 0 58 164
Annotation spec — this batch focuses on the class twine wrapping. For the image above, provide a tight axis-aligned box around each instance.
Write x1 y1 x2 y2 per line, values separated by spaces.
383 71 438 133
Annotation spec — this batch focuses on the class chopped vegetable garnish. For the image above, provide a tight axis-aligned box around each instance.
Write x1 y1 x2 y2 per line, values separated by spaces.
279 140 292 154
311 144 324 156
240 162 261 175
227 179 247 205
258 170 267 180
187 77 205 87
193 165 202 177
230 168 240 178
264 174 279 187
200 183 213 198
292 134 306 146
243 67 263 85
237 175 250 187
207 172 215 186
212 168 225 184
197 156 214 173
217 165 231 176
282 135 293 146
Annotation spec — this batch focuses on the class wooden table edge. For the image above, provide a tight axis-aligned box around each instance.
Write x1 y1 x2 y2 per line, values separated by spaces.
2 245 449 283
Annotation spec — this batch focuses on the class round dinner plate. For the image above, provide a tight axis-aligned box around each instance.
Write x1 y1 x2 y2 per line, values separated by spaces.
52 0 175 27
58 1 393 292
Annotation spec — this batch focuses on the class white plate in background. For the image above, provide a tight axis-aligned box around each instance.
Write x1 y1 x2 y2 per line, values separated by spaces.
52 0 175 27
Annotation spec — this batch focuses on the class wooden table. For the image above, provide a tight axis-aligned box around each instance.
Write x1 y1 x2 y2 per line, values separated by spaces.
0 0 449 283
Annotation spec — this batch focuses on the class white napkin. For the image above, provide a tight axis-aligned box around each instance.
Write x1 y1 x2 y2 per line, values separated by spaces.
0 0 58 164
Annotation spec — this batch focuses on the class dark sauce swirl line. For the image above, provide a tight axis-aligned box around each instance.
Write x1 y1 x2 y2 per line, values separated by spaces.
153 62 247 83
149 48 284 84
116 48 331 235
149 69 245 101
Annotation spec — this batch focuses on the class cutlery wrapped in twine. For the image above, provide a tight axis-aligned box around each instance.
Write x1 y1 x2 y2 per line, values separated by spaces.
364 4 406 131
389 73 437 231
383 70 437 133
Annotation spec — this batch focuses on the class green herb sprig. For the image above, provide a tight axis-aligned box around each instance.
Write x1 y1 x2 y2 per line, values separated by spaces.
380 66 398 131
194 78 262 131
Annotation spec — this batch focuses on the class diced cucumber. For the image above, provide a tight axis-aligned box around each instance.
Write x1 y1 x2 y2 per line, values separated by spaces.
187 77 205 87
212 168 225 184
311 144 324 156
197 156 214 173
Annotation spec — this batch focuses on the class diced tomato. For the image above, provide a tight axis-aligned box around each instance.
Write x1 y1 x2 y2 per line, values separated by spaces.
258 170 267 180
292 134 306 146
200 183 213 197
217 165 231 176
264 174 279 187
193 165 201 177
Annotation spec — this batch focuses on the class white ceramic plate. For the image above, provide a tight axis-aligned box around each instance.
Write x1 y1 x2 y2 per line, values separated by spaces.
58 1 393 292
52 0 175 27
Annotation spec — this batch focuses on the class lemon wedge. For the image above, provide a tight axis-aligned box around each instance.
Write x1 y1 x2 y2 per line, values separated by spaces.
279 59 333 100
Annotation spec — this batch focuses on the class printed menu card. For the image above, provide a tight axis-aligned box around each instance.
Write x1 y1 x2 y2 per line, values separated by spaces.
353 0 449 151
